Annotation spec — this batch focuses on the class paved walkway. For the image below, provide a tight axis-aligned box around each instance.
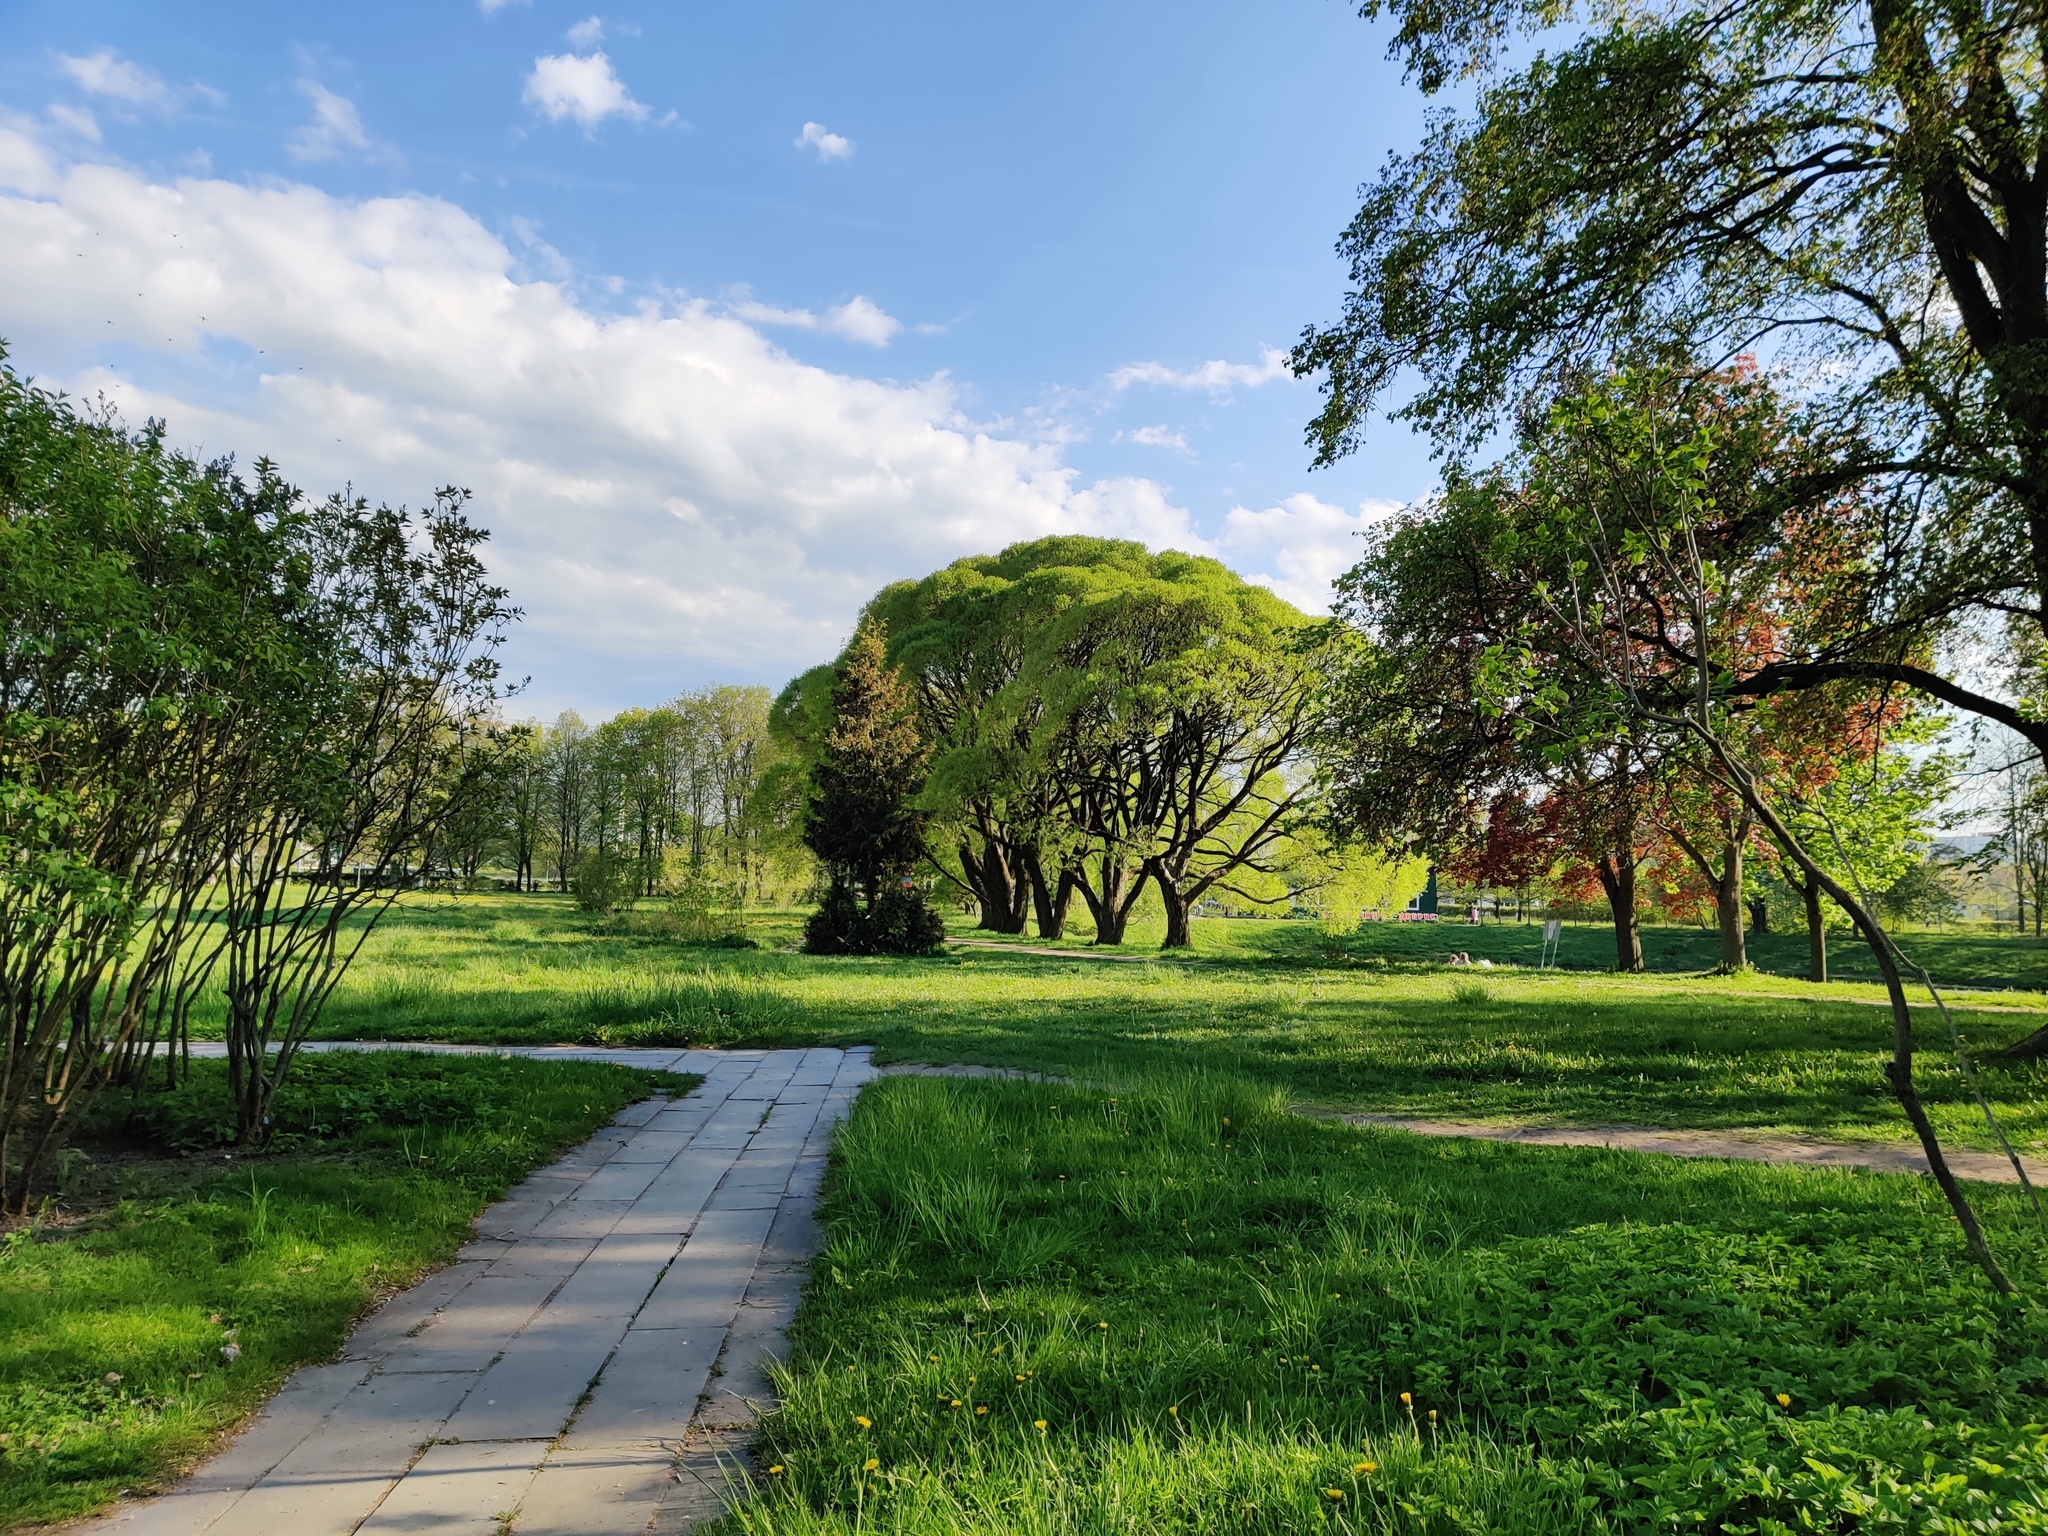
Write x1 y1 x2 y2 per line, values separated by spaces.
87 1046 875 1536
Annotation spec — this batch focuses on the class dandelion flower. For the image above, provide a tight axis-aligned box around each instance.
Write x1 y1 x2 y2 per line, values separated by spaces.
1776 1392 1791 1408
976 1406 988 1416
1353 1461 1377 1476
1167 1406 1178 1417
1325 1488 1345 1501
1428 1409 1437 1422
1034 1419 1047 1431
1399 1391 1412 1407
768 1465 784 1476
863 1458 879 1472
950 1399 962 1409
1098 1322 1109 1331
1016 1374 1026 1382
1311 1365 1321 1374
855 1416 872 1430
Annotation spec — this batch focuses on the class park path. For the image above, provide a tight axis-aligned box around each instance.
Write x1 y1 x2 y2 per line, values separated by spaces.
84 1045 875 1536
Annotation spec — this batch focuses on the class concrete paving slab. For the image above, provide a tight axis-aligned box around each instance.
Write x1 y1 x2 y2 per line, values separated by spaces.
355 1439 551 1534
513 1447 676 1536
438 1321 625 1443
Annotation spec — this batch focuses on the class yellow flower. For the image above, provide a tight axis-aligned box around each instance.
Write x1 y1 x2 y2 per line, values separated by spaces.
768 1465 784 1476
1776 1393 1792 1408
1015 1374 1026 1382
1167 1405 1178 1417
976 1405 988 1416
1399 1392 1412 1407
993 1346 1003 1354
1311 1365 1322 1374
1222 1117 1232 1126
1353 1461 1377 1476
1325 1488 1345 1501
950 1399 962 1408
1427 1409 1437 1422
1034 1419 1048 1431
863 1457 879 1472
854 1416 872 1430
1098 1321 1109 1331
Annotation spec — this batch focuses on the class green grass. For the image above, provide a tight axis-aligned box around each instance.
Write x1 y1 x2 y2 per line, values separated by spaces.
294 893 2048 1154
735 1071 2048 1535
0 1050 693 1529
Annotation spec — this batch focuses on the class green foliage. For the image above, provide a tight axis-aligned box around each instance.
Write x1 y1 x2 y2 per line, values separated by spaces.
0 1051 686 1527
745 1073 2048 1534
802 624 947 955
570 848 639 916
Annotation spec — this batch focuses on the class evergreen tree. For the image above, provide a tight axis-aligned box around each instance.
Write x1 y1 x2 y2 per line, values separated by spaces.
802 623 946 955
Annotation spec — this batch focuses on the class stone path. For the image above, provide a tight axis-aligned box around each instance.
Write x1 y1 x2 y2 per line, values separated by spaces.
86 1046 875 1536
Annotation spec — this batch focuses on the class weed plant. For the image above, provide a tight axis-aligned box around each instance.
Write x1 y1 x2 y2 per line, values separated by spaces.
0 1051 691 1529
743 1073 2048 1534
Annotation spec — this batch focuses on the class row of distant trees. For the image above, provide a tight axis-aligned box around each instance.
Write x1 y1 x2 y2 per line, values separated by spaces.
440 690 807 906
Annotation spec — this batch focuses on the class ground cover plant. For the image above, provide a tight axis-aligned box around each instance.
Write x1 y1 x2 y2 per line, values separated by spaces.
297 894 2048 1153
739 1072 2048 1535
0 1050 691 1529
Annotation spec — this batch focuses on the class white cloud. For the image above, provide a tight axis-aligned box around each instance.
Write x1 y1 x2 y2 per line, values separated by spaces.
47 104 101 142
795 121 854 161
824 295 898 346
565 16 604 48
0 130 1231 706
1109 347 1293 394
287 82 383 163
524 52 650 130
479 0 526 12
56 49 175 110
1218 493 1401 613
727 291 902 347
1120 424 1189 452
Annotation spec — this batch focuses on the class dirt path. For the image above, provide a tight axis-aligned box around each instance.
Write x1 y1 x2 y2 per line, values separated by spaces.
1312 1111 2044 1185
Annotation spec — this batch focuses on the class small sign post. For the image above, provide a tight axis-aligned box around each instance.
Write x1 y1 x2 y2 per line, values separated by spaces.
1539 918 1562 970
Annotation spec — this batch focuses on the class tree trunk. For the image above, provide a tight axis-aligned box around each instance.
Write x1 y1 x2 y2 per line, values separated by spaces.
1746 895 1769 934
1594 854 1643 972
1716 837 1746 970
1803 881 1827 983
1079 854 1142 945
1154 862 1193 948
1022 845 1067 939
1707 743 2014 1293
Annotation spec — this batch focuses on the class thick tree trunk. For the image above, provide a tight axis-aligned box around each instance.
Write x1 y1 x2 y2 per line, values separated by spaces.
1746 895 1769 934
1594 854 1643 972
1079 854 1142 945
1803 881 1827 983
1154 864 1193 948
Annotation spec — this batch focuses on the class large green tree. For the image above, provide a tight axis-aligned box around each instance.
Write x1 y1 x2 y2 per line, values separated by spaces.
1296 0 2048 757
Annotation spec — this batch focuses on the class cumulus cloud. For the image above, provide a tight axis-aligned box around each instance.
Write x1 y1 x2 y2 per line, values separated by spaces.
1109 347 1292 394
565 16 604 47
0 130 1227 708
286 82 386 163
524 52 650 129
1119 424 1189 452
55 49 175 110
728 291 902 347
795 121 854 161
1218 493 1402 613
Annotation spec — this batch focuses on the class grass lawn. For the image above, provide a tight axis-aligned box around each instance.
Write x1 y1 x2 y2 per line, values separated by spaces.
293 892 2048 1154
0 1050 692 1530
738 1071 2048 1535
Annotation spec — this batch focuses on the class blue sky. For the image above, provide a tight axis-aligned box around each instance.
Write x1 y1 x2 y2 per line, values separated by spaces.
0 0 1436 717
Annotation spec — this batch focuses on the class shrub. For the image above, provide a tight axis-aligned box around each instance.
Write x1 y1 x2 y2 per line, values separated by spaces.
570 849 637 916
804 879 946 956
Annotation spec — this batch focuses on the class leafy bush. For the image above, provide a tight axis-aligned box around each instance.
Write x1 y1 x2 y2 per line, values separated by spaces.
803 880 946 956
569 849 638 916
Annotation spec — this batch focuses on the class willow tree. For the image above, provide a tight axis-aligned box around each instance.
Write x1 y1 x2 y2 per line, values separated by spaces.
1019 548 1326 948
